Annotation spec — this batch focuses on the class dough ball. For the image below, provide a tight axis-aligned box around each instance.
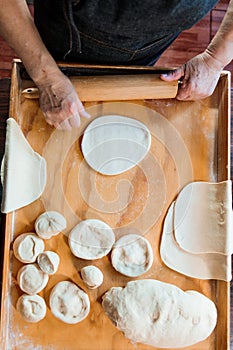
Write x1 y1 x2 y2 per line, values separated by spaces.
81 265 103 289
68 219 115 260
37 251 60 275
102 279 217 349
16 294 46 323
17 264 49 295
13 233 44 263
111 234 153 277
35 211 66 239
49 281 90 324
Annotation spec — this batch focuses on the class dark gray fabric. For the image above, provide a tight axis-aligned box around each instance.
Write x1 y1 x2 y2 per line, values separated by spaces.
34 0 218 64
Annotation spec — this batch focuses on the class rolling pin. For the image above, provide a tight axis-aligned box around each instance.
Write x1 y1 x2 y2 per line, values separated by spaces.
22 74 178 101
22 64 179 102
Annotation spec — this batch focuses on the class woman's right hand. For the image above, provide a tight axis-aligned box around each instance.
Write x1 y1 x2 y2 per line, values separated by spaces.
37 72 91 130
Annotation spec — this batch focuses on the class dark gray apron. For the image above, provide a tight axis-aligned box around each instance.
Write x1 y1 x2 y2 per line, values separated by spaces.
34 0 218 65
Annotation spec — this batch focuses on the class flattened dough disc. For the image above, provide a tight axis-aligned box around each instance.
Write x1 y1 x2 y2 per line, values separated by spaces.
49 281 90 324
1 118 46 213
111 234 153 277
81 115 151 175
69 219 115 260
173 181 233 255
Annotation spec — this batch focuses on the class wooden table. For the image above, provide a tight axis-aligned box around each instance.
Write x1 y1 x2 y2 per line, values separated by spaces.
0 77 232 349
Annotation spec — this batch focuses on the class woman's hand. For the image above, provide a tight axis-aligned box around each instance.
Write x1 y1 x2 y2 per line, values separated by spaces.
37 72 90 130
160 50 223 101
0 0 91 130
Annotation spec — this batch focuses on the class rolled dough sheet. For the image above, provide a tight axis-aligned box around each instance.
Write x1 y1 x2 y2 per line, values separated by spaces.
81 115 151 175
1 118 46 213
160 203 232 281
173 181 233 255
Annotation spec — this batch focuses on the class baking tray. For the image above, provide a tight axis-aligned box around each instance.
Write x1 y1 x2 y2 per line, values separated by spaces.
0 60 231 350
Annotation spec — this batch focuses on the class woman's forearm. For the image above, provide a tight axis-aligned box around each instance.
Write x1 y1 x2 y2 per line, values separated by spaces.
0 1 90 130
0 0 62 84
206 0 233 69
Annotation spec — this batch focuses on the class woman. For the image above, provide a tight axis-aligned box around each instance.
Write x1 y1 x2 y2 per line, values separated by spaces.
0 0 232 130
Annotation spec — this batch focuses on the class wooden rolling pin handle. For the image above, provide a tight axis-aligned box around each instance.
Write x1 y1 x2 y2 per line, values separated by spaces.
22 87 39 99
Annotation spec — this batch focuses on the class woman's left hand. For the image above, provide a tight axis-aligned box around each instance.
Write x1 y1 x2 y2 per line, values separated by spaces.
160 51 223 101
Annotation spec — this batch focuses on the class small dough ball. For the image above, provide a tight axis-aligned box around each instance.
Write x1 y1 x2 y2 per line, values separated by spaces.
16 294 46 323
35 211 66 239
13 233 44 263
69 219 115 260
111 234 153 277
37 251 60 275
81 266 103 289
17 264 49 295
49 281 90 324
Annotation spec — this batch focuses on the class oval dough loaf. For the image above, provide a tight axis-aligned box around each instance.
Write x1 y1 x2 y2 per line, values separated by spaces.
13 233 44 263
81 265 103 289
37 251 60 275
35 211 67 239
49 281 90 324
102 279 217 349
111 234 153 277
69 219 115 260
16 294 46 323
17 264 49 295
